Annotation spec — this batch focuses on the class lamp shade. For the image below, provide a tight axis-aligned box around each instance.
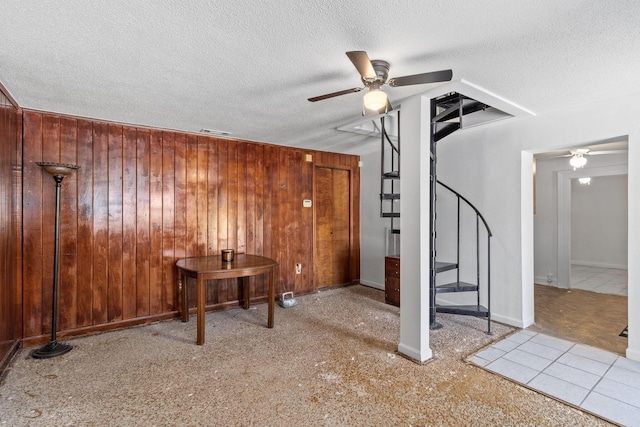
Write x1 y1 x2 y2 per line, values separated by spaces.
364 88 388 111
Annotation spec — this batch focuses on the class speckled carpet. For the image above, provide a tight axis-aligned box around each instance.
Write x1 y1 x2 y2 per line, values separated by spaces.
0 285 612 426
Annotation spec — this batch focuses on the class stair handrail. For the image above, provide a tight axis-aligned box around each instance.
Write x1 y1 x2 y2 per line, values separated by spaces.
436 180 493 237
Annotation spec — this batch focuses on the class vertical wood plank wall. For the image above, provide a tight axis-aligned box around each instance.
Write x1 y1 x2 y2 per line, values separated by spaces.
0 90 20 370
21 110 360 343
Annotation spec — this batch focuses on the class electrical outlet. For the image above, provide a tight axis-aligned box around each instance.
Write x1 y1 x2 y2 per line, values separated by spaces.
296 263 302 274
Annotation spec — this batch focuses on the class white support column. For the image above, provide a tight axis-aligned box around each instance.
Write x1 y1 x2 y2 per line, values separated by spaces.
627 131 640 361
397 94 432 362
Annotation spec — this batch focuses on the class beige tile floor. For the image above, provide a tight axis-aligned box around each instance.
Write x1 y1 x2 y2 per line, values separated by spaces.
572 264 628 296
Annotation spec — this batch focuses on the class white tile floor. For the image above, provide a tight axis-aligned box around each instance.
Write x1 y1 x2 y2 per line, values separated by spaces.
571 264 628 296
470 330 640 426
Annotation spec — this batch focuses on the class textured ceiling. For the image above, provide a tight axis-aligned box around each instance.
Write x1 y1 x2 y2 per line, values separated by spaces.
2 1 640 154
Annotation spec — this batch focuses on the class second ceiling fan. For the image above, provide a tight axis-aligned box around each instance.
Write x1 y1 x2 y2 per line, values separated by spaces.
308 51 453 114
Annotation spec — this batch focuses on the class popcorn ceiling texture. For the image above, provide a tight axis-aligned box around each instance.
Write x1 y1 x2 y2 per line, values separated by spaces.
0 285 611 426
1 1 640 153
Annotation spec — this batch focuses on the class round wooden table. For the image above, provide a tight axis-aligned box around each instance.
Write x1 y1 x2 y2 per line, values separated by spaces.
176 254 278 345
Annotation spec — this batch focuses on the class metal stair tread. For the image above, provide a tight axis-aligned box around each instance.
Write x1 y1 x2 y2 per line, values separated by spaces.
382 171 400 179
381 212 400 218
436 304 489 317
435 261 457 273
381 193 400 200
435 281 478 293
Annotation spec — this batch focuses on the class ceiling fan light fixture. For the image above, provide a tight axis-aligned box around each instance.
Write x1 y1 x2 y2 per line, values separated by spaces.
569 153 587 169
364 88 387 111
579 177 591 185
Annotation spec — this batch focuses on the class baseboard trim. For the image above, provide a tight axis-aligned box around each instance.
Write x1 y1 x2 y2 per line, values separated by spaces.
359 279 383 290
397 342 433 363
626 347 640 362
0 340 21 381
534 276 555 286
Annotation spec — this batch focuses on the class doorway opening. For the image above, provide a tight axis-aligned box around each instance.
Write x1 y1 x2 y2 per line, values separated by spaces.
532 139 628 355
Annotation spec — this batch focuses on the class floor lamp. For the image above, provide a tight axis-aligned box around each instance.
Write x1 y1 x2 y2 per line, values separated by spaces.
32 162 80 359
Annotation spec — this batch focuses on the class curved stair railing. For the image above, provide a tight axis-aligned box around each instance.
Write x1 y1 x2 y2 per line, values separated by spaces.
378 93 494 335
434 180 493 334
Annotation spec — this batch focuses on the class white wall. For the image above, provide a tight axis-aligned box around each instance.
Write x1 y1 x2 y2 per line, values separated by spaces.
534 154 628 285
571 174 628 268
359 148 386 290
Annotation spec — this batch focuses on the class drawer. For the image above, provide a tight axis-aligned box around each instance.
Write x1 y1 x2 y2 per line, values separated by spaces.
385 257 400 278
385 277 400 306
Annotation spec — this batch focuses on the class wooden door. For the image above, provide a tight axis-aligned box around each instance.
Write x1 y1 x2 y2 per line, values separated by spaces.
314 166 351 288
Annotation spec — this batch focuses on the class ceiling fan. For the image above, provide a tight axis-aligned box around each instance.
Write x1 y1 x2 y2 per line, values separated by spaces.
308 51 453 114
560 148 628 169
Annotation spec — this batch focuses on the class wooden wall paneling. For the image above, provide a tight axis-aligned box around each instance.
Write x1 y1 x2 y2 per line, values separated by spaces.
196 137 208 257
161 132 176 313
184 134 198 307
19 110 361 341
91 122 109 324
40 114 61 333
206 136 218 257
58 117 79 331
245 143 256 297
301 152 313 293
12 106 23 349
135 129 150 317
195 136 214 304
261 145 275 295
236 142 247 255
173 132 187 274
216 138 228 252
291 150 301 293
0 93 19 372
185 134 198 258
249 143 263 299
148 130 163 315
216 138 229 303
280 148 294 295
76 119 95 327
253 145 266 256
22 112 44 337
107 125 124 322
226 139 239 302
122 126 138 319
172 132 186 314
263 145 274 261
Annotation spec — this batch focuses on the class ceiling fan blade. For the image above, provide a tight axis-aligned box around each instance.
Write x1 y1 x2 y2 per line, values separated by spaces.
588 150 628 155
346 51 376 80
308 87 363 102
388 69 453 87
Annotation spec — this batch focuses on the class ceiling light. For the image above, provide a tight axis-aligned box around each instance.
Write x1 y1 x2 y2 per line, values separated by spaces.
364 88 388 111
569 153 587 169
579 177 591 185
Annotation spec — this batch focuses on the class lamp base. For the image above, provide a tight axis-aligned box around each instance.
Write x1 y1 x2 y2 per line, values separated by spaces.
31 341 72 359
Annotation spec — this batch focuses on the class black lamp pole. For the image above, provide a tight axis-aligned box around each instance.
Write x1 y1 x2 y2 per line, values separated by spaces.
32 162 80 359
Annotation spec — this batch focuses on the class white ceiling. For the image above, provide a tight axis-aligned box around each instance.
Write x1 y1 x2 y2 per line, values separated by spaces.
2 1 640 154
